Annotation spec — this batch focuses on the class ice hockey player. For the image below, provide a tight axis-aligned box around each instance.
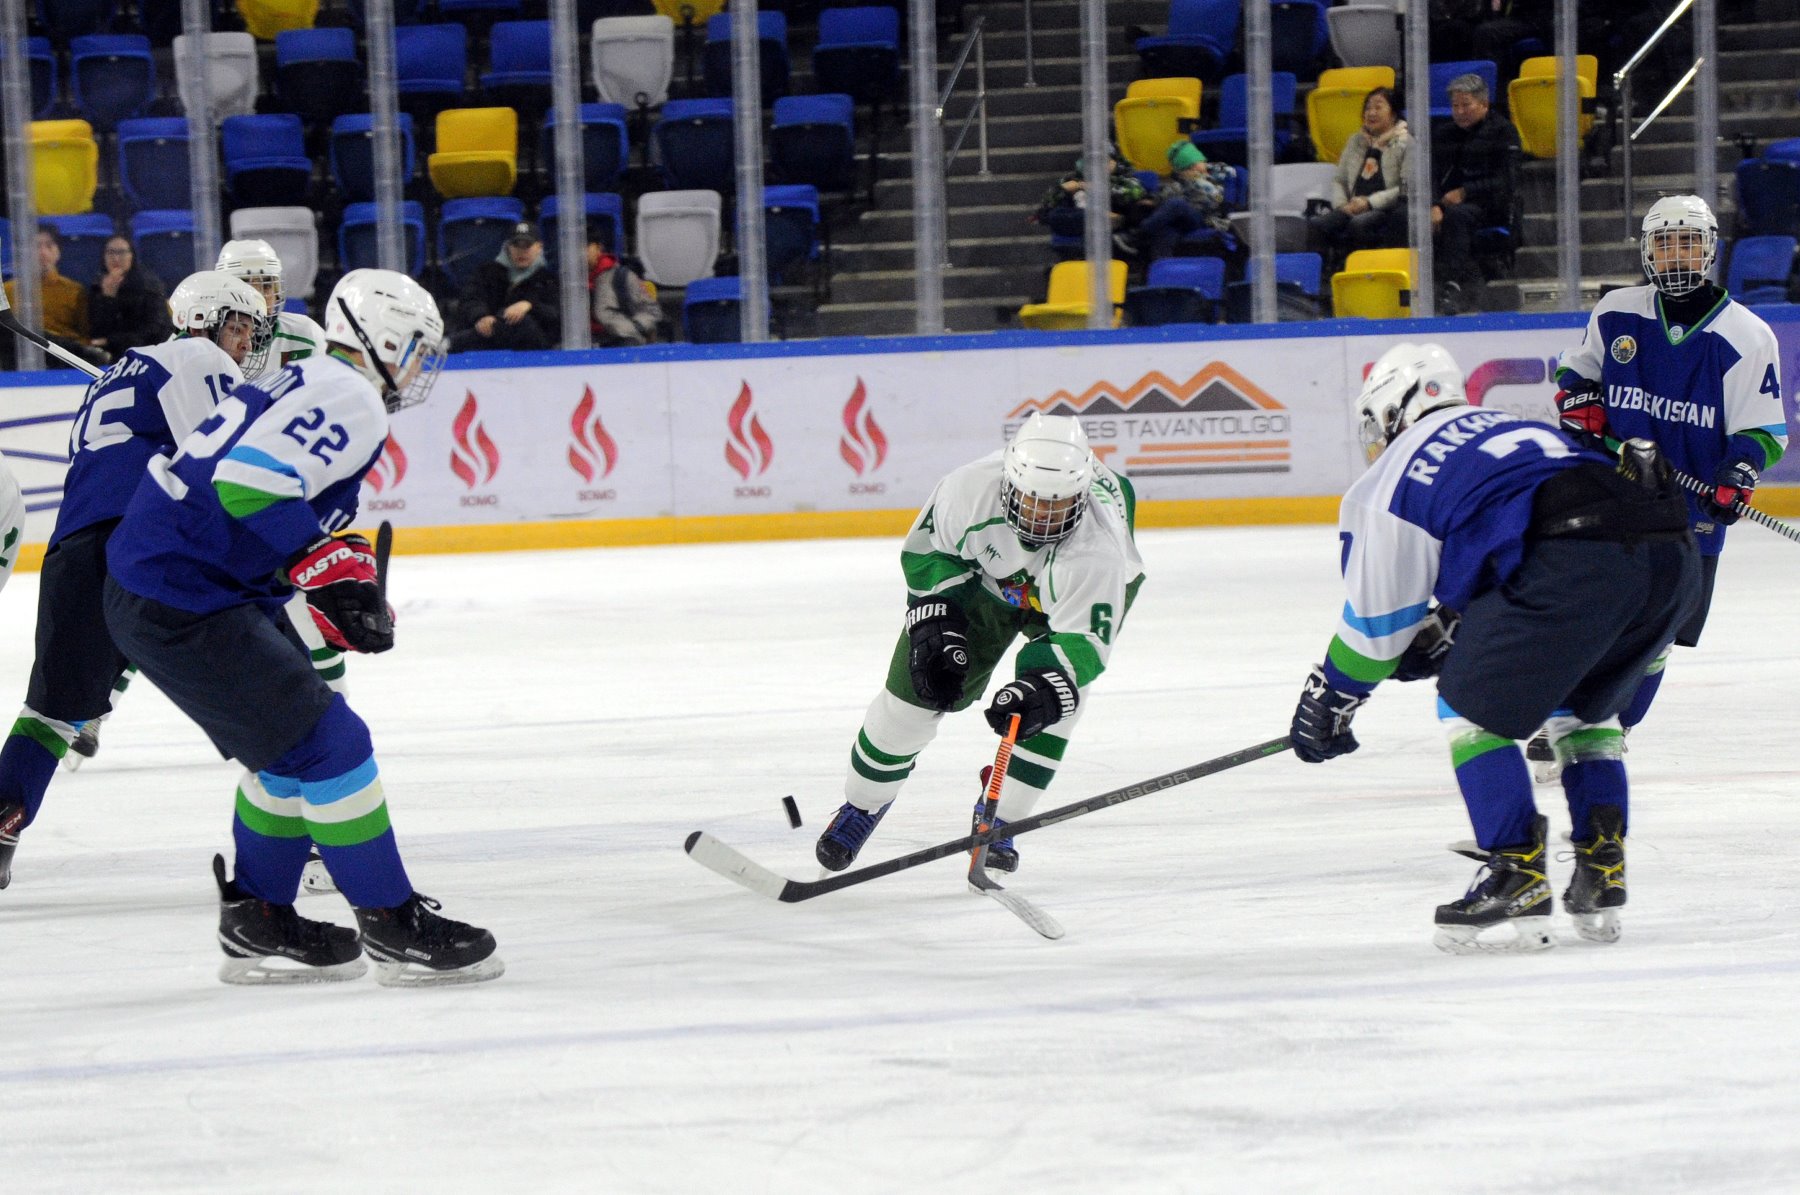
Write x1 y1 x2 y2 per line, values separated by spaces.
100 268 501 987
0 450 23 598
1536 194 1787 779
0 271 264 888
814 413 1144 874
1288 342 1701 953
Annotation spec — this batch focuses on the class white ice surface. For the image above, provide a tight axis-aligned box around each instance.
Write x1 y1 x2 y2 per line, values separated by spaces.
2 525 1797 1194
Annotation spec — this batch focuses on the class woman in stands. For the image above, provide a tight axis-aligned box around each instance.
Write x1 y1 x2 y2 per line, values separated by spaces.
87 236 173 361
1307 87 1411 270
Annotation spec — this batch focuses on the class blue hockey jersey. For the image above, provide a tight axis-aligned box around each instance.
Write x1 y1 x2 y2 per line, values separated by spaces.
107 354 388 615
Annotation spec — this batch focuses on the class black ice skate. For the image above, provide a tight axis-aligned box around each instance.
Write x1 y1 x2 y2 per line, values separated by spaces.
971 769 1018 873
1433 815 1555 954
354 893 504 987
59 722 101 773
1563 805 1626 943
213 854 367 985
815 801 890 872
1525 731 1561 786
0 802 23 890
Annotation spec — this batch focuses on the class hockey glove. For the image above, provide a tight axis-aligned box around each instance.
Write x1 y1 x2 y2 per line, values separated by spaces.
984 668 1078 741
1290 665 1368 763
905 598 972 711
1392 605 1460 683
1700 458 1757 526
1555 377 1609 451
286 533 394 655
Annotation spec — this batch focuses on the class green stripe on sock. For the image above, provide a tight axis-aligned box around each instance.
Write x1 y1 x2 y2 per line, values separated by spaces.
1327 634 1399 685
1007 756 1056 790
1020 731 1069 761
316 662 347 681
1449 730 1515 769
235 787 307 838
310 647 340 663
306 802 393 847
855 731 917 769
11 717 68 760
850 749 913 785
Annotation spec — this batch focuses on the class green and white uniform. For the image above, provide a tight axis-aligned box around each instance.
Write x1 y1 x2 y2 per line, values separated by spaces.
0 448 22 596
845 450 1144 821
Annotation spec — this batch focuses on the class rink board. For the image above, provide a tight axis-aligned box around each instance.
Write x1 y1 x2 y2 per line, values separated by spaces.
3 307 1798 564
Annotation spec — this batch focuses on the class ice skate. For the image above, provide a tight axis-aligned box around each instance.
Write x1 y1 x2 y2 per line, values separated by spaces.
1526 731 1562 786
355 893 503 987
0 802 22 890
300 846 338 895
213 854 366 984
1433 816 1556 954
59 722 101 773
1563 805 1626 943
815 800 890 872
970 769 1018 873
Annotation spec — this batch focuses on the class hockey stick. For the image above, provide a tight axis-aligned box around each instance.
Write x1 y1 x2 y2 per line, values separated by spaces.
0 286 102 379
685 736 1294 904
1669 468 1800 546
375 519 393 601
968 716 1065 940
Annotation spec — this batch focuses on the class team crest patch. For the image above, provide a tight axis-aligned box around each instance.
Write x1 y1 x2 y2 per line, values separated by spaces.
1000 579 1035 610
1610 335 1637 364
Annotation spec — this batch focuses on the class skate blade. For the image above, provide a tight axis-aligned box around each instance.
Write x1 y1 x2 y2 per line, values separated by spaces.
1570 909 1622 944
218 954 368 985
300 860 338 896
1531 759 1563 786
1433 918 1556 955
371 954 505 988
59 752 86 773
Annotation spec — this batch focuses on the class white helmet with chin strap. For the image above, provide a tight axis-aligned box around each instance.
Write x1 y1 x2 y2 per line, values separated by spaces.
214 238 285 314
169 270 269 374
323 268 447 413
1001 412 1096 547
1640 194 1717 298
1355 342 1468 462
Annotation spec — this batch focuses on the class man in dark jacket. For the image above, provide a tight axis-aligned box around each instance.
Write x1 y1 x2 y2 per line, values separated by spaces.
449 221 561 353
88 236 174 358
1432 74 1520 313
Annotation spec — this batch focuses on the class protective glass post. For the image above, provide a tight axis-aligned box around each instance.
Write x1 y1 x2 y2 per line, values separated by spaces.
549 0 592 349
363 0 407 274
1244 0 1275 324
180 0 222 272
909 0 945 335
1694 0 1719 230
0 0 41 370
731 0 769 342
1403 0 1434 317
1554 0 1580 310
1079 0 1110 329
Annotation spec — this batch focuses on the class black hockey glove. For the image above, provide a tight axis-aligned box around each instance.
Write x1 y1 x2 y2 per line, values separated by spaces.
984 667 1079 741
1699 458 1758 526
1391 605 1460 683
286 534 394 655
905 598 972 711
1555 376 1608 451
1290 665 1368 763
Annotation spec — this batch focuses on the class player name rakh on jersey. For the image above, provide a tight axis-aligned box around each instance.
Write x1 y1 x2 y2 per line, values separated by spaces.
1403 410 1514 485
1606 384 1719 430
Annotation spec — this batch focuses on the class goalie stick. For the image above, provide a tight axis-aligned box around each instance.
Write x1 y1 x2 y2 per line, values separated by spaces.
0 286 102 379
968 715 1065 940
685 736 1294 904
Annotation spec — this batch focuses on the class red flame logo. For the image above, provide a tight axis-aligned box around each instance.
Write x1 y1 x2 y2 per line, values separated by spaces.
449 391 501 490
362 433 409 494
838 378 888 477
724 382 773 479
567 386 618 483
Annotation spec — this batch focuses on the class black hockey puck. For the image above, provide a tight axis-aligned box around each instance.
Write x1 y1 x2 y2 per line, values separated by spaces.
782 795 802 829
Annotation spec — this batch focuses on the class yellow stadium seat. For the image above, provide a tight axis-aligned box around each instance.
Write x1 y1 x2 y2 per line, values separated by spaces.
1332 248 1415 318
28 119 98 216
1509 66 1596 160
1306 65 1395 164
236 0 318 40
428 107 519 199
1115 97 1195 174
1519 54 1597 89
652 0 727 25
1126 76 1202 117
1018 260 1130 330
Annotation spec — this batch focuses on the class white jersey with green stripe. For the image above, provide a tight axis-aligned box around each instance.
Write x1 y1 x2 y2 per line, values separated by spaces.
0 447 22 595
264 311 328 375
902 450 1143 688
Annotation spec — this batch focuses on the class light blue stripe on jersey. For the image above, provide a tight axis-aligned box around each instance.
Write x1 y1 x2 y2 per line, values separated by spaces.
224 445 302 479
297 756 380 805
1342 599 1431 640
1757 423 1788 438
257 770 303 797
1436 696 1460 720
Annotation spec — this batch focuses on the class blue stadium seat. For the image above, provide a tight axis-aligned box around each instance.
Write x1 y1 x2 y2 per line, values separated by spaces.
1276 250 1323 296
222 113 313 209
1430 60 1499 120
130 209 195 291
1735 159 1800 237
69 33 156 133
1726 235 1796 306
703 11 790 104
36 0 116 43
540 191 627 264
116 117 191 212
330 113 418 203
438 196 527 290
339 200 427 276
770 93 857 195
1765 138 1800 165
346 0 433 26
276 28 364 135
683 274 751 343
540 103 630 193
1123 255 1226 326
1270 0 1328 82
395 23 469 145
1191 72 1296 166
0 216 11 280
763 183 820 282
482 21 552 91
651 97 736 193
44 213 115 286
1135 0 1239 86
28 37 56 118
811 7 901 109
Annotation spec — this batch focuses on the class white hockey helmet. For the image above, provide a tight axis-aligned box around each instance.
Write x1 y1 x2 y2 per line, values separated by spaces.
1002 412 1096 547
1355 342 1468 462
323 268 447 413
214 238 285 315
1639 194 1717 298
169 270 269 373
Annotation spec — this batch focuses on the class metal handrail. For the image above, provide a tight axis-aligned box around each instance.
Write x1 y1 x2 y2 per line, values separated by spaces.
1617 0 1701 239
937 14 991 177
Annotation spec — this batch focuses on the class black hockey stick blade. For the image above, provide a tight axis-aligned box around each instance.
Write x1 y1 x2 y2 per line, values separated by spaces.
684 736 1294 904
1670 467 1800 546
374 520 393 602
0 288 102 379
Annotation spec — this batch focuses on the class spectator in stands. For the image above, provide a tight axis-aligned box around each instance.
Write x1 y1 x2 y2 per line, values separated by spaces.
1115 142 1237 262
1308 87 1411 268
587 239 662 348
1432 1 1554 87
449 221 561 353
87 236 173 359
1028 144 1149 246
4 226 106 369
1432 74 1521 314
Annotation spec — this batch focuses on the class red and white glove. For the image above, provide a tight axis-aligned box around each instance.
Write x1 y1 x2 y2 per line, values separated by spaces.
1555 377 1608 449
286 533 394 654
1700 459 1758 526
